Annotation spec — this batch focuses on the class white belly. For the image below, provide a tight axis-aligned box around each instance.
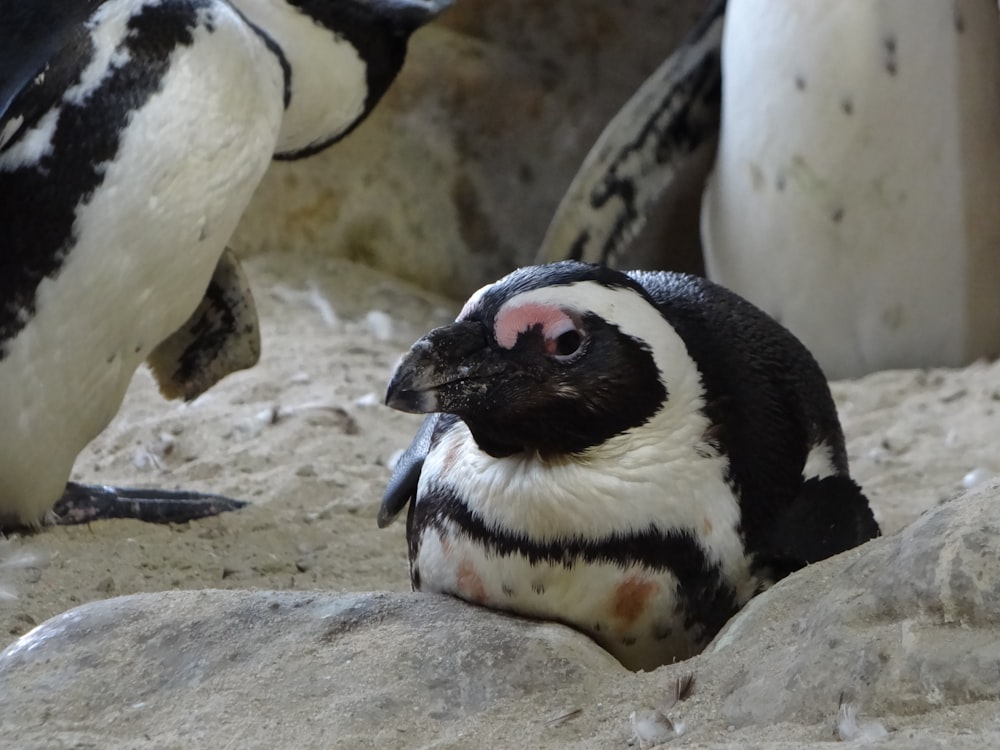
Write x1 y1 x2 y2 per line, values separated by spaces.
702 0 1000 378
0 1 284 524
410 420 757 671
414 522 739 671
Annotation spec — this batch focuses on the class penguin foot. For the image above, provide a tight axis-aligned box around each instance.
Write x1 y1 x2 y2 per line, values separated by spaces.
51 482 248 525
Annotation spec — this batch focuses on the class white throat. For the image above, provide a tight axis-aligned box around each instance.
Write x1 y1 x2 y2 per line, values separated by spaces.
229 0 369 155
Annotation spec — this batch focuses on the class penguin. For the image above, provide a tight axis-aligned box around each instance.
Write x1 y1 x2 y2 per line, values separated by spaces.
379 261 879 671
0 0 448 528
536 0 1000 379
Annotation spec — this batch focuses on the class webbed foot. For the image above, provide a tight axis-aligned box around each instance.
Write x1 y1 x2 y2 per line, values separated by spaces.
52 482 247 525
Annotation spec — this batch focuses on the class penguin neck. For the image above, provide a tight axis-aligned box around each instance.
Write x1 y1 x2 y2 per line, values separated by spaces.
229 0 369 158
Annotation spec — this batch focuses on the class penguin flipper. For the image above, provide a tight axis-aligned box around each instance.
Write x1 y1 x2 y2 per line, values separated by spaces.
759 475 881 579
534 0 725 268
378 413 442 528
52 482 247 525
146 248 261 402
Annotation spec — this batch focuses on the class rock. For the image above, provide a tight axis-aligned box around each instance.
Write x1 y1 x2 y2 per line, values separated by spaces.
3 484 1000 748
702 479 1000 725
0 590 625 748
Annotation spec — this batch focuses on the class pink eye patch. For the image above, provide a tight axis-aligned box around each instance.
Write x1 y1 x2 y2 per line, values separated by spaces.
494 303 577 349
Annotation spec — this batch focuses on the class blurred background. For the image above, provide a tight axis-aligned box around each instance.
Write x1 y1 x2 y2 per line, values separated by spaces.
230 0 714 298
230 0 1000 379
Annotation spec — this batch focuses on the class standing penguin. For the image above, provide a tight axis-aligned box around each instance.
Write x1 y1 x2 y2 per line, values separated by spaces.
537 0 1000 379
380 261 879 671
0 0 448 528
700 0 1000 377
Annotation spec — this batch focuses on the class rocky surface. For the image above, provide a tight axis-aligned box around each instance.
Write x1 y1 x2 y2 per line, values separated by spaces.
707 478 1000 727
3 481 1000 748
3 1 999 746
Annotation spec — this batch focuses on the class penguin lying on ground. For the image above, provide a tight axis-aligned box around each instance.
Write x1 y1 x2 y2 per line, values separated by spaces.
537 0 1000 379
0 0 448 529
380 261 879 671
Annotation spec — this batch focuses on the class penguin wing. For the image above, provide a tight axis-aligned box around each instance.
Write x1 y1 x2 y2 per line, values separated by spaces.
377 413 442 528
534 0 725 268
625 269 880 570
146 248 262 402
757 475 881 577
0 1 101 149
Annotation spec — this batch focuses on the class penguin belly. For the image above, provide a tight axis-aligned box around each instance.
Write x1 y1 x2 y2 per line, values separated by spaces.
701 0 1000 378
0 3 285 524
413 527 741 671
408 420 757 671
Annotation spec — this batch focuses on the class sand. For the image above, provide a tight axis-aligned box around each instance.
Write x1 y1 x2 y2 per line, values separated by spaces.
2 251 997 653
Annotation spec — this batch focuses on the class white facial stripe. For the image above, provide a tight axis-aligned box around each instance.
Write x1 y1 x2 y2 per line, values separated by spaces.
458 281 493 321
498 281 693 389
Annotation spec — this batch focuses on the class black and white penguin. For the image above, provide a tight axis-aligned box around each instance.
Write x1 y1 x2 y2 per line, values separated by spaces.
380 261 879 671
0 0 447 528
537 0 1000 378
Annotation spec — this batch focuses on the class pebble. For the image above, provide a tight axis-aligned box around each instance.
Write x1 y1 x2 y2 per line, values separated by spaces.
354 392 380 408
365 310 394 342
961 467 993 489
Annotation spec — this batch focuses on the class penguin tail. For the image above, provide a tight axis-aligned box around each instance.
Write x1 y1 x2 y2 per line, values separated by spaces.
52 482 248 525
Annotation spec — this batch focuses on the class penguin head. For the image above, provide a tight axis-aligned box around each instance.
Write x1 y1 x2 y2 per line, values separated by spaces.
266 0 451 159
386 261 672 458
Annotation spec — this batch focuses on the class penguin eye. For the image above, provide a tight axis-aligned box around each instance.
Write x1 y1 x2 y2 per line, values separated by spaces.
543 318 586 361
553 329 582 357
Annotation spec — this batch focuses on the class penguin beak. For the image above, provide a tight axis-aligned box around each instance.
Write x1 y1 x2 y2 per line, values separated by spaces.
385 321 505 415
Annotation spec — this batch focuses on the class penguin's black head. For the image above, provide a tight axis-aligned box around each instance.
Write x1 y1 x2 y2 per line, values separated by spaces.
386 261 670 458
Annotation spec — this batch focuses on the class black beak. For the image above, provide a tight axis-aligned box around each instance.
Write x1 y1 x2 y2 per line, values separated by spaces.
385 320 504 415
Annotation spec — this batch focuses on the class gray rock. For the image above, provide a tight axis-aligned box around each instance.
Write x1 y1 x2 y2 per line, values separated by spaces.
0 590 625 749
3 484 1000 749
701 478 1000 726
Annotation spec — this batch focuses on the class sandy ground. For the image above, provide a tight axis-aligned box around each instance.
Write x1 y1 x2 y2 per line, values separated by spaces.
2 252 998 650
